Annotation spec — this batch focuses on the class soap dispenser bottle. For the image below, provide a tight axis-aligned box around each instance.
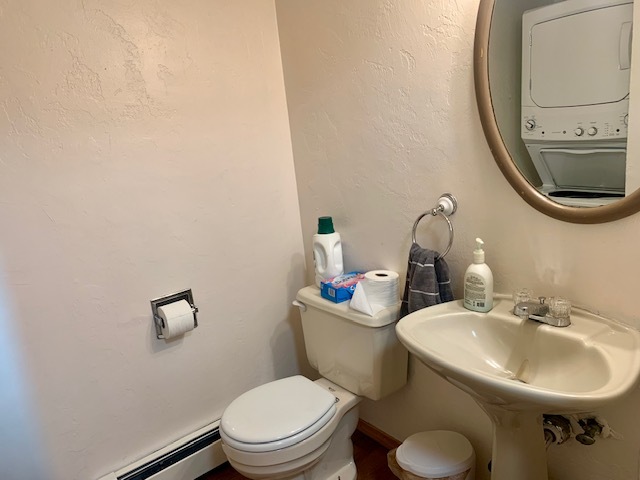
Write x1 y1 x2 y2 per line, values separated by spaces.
464 238 494 312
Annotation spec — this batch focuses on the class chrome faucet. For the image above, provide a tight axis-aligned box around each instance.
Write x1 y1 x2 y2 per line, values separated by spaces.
513 296 571 327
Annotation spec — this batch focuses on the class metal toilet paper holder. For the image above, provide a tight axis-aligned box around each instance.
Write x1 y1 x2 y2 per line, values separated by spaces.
150 289 199 339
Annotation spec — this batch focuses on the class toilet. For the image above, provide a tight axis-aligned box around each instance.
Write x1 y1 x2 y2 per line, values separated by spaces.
220 285 408 480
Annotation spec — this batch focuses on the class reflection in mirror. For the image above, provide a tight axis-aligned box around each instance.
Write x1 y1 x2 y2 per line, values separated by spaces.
489 0 633 208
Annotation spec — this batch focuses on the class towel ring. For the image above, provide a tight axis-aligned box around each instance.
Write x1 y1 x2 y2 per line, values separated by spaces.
411 193 457 260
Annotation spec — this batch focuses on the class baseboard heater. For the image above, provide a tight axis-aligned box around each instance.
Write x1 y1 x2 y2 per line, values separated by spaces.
98 421 227 480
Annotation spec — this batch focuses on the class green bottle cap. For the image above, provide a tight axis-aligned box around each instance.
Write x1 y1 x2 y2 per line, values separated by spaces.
317 216 335 234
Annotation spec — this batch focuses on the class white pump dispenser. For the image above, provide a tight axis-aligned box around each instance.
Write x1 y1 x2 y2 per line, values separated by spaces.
463 238 494 312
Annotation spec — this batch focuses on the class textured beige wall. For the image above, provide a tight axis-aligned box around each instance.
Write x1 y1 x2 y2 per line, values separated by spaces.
0 1 305 479
277 1 640 479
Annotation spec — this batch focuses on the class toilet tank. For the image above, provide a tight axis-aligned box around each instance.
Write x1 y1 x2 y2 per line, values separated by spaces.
295 286 408 400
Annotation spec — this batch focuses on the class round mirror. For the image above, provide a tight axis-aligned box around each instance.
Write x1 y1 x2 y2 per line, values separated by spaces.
474 0 640 223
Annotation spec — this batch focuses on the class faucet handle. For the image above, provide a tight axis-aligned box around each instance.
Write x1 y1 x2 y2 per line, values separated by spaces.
513 288 533 305
549 297 571 320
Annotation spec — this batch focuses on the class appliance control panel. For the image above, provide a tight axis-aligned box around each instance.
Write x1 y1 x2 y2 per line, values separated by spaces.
522 103 628 142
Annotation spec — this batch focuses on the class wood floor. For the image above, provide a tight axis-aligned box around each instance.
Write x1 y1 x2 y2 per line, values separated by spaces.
198 424 399 480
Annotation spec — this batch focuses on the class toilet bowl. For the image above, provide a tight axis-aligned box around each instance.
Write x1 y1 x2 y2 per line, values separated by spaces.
221 377 361 480
220 286 408 480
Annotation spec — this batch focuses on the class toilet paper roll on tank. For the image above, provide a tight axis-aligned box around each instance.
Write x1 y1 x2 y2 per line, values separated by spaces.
350 270 400 316
157 299 196 339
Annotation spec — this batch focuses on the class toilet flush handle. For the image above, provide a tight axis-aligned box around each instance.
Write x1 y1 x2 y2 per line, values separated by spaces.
292 300 307 312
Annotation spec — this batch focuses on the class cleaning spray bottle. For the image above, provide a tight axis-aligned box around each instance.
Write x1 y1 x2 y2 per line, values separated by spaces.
313 216 344 287
463 238 494 312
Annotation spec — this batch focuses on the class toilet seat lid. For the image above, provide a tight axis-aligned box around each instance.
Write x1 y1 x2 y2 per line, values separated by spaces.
221 376 337 445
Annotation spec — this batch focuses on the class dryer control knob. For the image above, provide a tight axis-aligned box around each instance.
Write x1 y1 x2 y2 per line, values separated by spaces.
574 127 585 137
525 119 536 131
624 114 629 126
587 127 598 136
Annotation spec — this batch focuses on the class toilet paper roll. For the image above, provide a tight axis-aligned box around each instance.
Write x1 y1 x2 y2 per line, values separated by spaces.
157 299 195 339
349 270 400 316
363 270 400 307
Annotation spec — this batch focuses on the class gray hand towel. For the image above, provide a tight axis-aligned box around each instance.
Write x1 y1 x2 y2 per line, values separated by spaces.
400 243 454 317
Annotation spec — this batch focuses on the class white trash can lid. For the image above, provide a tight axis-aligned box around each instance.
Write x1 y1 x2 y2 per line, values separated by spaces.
396 430 475 478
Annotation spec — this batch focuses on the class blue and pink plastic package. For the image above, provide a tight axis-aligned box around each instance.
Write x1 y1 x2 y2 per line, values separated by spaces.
320 272 366 303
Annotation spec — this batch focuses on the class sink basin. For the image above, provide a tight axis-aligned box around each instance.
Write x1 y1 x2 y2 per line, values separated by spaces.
396 295 640 412
396 295 640 480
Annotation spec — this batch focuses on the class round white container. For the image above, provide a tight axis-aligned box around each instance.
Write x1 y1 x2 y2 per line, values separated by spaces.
395 431 475 480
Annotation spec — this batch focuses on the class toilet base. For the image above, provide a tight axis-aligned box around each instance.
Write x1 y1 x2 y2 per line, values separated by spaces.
297 405 359 480
317 459 356 480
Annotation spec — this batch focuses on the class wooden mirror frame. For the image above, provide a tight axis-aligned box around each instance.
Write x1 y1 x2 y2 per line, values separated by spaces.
474 0 640 223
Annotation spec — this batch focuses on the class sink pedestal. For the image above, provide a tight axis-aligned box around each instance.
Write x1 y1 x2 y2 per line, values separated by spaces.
482 405 548 480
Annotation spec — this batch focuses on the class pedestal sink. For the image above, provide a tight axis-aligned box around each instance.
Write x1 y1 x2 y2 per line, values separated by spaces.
396 295 640 480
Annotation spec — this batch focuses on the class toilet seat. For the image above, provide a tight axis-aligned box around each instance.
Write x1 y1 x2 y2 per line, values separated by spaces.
221 376 337 453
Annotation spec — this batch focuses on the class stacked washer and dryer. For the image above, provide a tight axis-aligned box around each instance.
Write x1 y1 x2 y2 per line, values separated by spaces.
521 0 633 207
